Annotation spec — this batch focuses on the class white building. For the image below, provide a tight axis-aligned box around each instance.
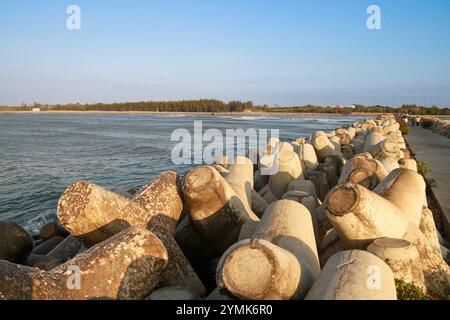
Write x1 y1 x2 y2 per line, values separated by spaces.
32 108 41 112
335 104 356 109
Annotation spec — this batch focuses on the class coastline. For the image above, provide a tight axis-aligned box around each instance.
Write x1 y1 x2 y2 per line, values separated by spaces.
3 113 448 300
0 110 383 116
1 110 449 117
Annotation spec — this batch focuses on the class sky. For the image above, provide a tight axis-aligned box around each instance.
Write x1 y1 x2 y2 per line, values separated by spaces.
0 0 449 107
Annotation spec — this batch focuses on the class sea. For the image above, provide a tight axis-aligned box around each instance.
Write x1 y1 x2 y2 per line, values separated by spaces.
0 112 371 233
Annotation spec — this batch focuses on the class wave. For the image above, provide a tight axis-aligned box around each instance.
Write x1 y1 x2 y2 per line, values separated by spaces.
21 211 55 234
301 117 357 123
217 115 280 121
163 114 187 117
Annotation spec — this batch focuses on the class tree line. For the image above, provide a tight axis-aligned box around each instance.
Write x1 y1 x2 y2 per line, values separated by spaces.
0 101 449 115
0 100 255 113
256 104 450 115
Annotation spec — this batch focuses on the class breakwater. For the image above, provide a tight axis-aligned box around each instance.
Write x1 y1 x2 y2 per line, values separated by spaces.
420 117 450 138
1 114 449 300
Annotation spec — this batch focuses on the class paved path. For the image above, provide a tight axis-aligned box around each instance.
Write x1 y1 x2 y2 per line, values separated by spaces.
405 126 450 237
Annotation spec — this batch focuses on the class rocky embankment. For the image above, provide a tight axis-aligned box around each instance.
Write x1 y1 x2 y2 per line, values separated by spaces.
1 114 450 300
420 117 450 138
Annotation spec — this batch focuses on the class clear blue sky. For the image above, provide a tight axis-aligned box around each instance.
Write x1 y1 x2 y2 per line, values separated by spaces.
1 0 449 107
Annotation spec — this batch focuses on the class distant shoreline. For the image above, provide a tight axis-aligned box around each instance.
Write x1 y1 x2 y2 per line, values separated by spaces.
1 110 450 117
0 110 387 116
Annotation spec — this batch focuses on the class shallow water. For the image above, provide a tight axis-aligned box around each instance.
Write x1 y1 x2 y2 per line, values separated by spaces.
0 112 370 233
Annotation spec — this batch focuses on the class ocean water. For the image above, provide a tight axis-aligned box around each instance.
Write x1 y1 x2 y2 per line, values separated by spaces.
0 112 370 233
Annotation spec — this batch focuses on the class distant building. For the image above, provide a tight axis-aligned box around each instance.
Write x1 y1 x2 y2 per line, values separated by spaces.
32 108 41 112
335 104 356 109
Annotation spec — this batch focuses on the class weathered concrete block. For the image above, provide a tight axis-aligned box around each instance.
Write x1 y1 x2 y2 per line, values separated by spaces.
305 171 329 202
0 227 168 300
0 222 33 263
173 215 217 265
373 168 426 227
367 238 426 291
267 150 303 199
311 131 339 162
305 250 397 300
217 239 301 300
39 222 70 240
217 200 320 300
57 172 183 246
326 183 408 249
183 165 259 254
31 236 64 255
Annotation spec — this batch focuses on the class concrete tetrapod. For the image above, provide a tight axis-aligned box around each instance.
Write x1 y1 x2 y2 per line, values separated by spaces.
402 223 450 297
25 236 83 271
373 139 403 161
303 143 319 172
24 254 62 271
305 171 329 202
39 222 70 240
335 128 352 145
318 229 344 268
224 157 254 211
251 189 268 218
183 165 259 255
293 142 319 172
31 236 65 255
56 180 201 292
291 141 302 159
329 136 343 159
287 180 318 205
57 172 183 246
311 131 339 162
0 222 34 263
217 239 301 300
281 191 319 242
305 250 397 300
367 238 426 291
217 200 320 300
419 208 441 253
363 130 385 156
379 156 401 173
347 127 356 140
238 220 260 241
398 159 418 172
258 184 279 204
149 227 206 297
46 235 82 264
351 138 365 154
173 215 217 265
131 171 184 233
316 204 334 240
0 227 168 300
373 168 426 227
253 170 267 192
325 183 409 249
341 145 354 160
338 154 387 189
317 163 339 189
266 150 303 199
